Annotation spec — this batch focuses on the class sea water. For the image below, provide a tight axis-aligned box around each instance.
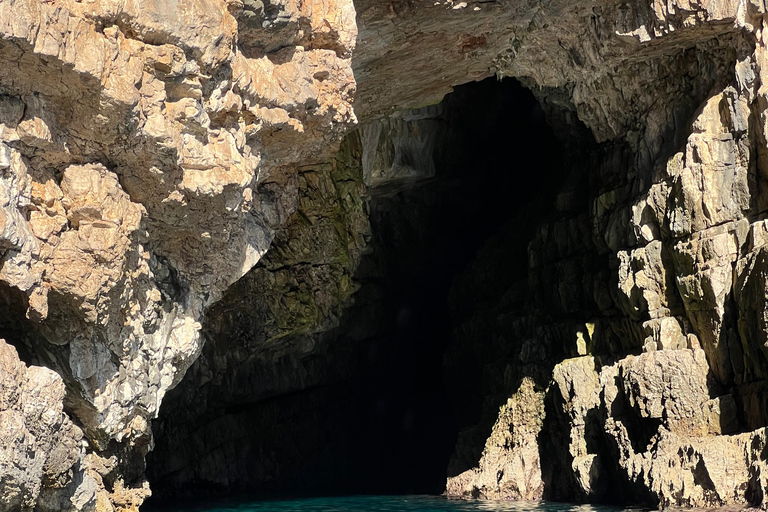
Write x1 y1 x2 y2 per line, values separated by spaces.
152 495 646 512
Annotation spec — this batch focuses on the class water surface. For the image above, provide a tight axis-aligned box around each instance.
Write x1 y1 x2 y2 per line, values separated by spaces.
155 495 645 512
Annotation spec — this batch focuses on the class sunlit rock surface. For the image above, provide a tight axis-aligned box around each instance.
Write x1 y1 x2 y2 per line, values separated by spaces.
4 0 768 509
0 0 356 508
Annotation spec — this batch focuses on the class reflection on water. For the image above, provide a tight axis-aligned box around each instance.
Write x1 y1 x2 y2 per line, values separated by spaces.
152 495 648 512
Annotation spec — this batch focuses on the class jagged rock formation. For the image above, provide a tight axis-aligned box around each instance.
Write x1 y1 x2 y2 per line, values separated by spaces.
445 377 546 501
0 336 154 511
441 46 768 511
0 0 356 509
4 0 768 509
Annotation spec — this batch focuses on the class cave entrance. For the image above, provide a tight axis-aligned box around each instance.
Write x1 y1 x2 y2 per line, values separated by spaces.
344 77 568 492
145 77 573 504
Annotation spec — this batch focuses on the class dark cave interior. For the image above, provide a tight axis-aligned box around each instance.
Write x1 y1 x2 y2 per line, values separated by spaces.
145 77 577 506
346 77 567 492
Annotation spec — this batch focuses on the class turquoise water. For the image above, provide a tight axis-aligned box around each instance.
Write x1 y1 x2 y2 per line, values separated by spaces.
154 495 644 512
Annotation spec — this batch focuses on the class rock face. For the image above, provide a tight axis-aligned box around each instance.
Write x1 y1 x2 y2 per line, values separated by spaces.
439 29 768 505
543 351 767 507
0 0 356 508
442 69 768 504
0 337 142 512
444 377 546 501
1 337 89 512
3 0 768 509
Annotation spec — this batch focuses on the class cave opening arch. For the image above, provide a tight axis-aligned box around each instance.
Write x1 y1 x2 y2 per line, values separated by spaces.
144 76 586 504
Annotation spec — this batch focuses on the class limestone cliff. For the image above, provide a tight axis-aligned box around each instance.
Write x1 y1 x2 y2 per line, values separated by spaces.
3 0 768 509
0 0 356 508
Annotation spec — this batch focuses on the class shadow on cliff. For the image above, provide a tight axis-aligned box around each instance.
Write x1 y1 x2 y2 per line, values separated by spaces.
145 77 570 503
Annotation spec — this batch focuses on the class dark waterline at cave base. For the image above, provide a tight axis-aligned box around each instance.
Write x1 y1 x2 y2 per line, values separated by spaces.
147 495 649 512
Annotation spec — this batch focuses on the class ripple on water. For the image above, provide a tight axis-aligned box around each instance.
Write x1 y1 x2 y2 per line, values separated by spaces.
154 495 649 512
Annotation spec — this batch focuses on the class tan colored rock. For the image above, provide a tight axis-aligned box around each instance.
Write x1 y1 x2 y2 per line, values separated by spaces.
672 221 747 384
0 0 356 507
619 350 719 435
668 91 752 237
606 423 768 508
616 241 677 320
545 350 766 506
551 357 606 499
446 378 545 500
3 0 768 506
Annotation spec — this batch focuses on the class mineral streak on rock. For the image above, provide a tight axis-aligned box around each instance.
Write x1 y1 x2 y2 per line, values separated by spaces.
4 0 768 509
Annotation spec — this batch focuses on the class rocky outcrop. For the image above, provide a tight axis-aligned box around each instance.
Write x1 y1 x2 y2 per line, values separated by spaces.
541 351 768 507
1 337 91 512
0 0 356 508
442 22 768 506
5 0 768 508
445 378 546 501
0 337 149 512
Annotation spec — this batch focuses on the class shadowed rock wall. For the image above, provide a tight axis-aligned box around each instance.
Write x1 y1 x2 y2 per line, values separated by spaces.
146 77 563 501
3 0 768 509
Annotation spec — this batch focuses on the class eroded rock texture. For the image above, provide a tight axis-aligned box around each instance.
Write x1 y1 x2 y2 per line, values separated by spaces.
439 14 768 506
442 74 768 505
5 0 768 509
0 0 355 509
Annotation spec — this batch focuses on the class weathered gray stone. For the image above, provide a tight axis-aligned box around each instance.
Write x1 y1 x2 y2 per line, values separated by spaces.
0 339 113 512
4 0 768 508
